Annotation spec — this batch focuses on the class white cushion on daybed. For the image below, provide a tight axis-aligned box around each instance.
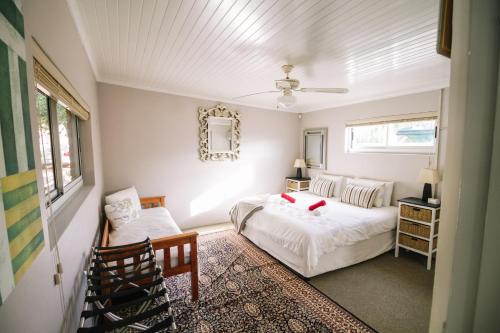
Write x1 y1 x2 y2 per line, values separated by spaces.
105 186 142 214
109 207 191 267
104 198 139 229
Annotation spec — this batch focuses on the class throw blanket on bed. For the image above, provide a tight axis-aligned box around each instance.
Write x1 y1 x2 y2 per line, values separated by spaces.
230 195 269 233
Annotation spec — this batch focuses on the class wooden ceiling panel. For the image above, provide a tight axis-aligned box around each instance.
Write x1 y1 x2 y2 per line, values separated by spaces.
69 0 449 112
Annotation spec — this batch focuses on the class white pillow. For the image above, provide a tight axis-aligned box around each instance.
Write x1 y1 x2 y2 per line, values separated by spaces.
318 174 344 197
105 186 142 213
382 181 394 207
105 199 139 229
346 178 385 207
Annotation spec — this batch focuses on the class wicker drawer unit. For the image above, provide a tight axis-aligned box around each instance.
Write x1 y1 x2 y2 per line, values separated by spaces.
285 178 310 192
395 198 441 270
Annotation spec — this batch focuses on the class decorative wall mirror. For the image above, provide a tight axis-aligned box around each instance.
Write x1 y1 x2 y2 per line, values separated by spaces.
199 104 240 161
304 128 327 169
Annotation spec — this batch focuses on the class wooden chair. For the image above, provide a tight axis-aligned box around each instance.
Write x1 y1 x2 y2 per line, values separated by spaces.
101 196 199 301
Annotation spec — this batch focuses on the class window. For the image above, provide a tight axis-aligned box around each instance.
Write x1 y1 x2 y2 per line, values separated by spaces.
36 88 82 205
346 115 437 154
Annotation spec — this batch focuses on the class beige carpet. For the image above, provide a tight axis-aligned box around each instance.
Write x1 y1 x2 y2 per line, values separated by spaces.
309 251 435 333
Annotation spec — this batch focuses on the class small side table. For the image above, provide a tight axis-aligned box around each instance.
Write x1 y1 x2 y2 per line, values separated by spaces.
395 197 441 270
285 177 310 193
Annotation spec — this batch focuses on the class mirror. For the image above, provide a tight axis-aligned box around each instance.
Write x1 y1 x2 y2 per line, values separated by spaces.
199 104 240 161
304 128 327 169
208 117 233 153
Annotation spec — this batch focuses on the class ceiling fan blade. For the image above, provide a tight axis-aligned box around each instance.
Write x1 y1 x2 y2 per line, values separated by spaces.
299 88 349 93
232 90 280 100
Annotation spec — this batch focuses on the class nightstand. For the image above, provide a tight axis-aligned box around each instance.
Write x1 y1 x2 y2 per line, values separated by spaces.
285 177 310 192
395 197 441 270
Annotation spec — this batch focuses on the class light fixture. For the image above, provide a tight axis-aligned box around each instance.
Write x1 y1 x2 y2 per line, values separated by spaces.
293 159 306 179
277 94 296 108
417 168 440 202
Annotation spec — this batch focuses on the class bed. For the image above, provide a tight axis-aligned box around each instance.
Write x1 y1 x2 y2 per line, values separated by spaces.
240 191 398 278
101 196 199 300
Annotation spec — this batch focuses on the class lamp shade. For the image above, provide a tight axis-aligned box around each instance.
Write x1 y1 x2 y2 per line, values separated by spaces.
277 95 296 108
294 159 306 168
417 168 440 184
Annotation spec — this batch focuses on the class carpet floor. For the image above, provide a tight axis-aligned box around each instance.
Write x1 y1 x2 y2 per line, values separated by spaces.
166 230 375 332
309 251 435 333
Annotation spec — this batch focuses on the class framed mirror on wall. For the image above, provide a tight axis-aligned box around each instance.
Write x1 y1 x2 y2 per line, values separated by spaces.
304 128 327 169
199 104 240 161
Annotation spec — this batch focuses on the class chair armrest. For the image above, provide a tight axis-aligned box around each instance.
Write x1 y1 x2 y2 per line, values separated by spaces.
151 231 198 249
140 196 166 209
101 219 110 247
151 231 199 275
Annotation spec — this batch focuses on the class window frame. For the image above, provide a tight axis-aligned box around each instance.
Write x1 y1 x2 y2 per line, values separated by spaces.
345 116 438 154
36 87 83 208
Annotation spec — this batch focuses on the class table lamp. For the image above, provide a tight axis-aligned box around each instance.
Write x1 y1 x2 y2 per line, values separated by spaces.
294 159 306 179
417 168 440 202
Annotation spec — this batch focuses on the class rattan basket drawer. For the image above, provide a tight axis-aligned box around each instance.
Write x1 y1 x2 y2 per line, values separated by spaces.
400 204 433 222
399 234 437 252
287 180 299 190
399 219 438 238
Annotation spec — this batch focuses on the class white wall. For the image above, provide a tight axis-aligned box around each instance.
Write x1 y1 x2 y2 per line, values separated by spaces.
300 90 448 205
430 0 500 331
0 0 103 332
98 83 300 229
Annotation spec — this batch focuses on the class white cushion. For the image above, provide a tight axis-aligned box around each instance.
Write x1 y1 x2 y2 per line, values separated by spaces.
104 199 139 229
105 186 142 213
318 174 344 197
109 207 190 268
346 178 385 208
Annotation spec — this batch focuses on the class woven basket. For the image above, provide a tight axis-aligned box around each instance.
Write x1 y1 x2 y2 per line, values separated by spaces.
401 204 433 222
287 180 299 190
399 219 436 238
399 234 437 252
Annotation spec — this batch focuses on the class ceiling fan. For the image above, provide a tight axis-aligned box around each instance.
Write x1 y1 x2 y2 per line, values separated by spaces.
233 64 349 108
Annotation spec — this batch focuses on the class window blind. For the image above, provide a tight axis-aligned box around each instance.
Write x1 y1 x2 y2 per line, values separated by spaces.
346 111 437 127
32 39 90 121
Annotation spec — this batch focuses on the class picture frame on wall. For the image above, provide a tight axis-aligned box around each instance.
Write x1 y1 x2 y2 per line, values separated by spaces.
437 0 453 58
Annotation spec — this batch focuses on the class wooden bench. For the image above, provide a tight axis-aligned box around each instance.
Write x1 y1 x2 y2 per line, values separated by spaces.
101 196 199 301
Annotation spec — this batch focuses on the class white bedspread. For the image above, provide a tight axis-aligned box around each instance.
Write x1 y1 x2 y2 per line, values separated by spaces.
243 191 397 270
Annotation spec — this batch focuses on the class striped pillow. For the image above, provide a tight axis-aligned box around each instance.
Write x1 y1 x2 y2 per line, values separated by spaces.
340 184 378 209
309 177 335 198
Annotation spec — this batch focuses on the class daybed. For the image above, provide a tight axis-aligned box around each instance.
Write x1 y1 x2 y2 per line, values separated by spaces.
102 195 199 300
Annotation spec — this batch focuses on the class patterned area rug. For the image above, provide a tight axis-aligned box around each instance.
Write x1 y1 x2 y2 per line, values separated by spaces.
165 230 374 333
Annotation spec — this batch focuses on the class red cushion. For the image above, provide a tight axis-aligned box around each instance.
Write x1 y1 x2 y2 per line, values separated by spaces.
281 192 296 203
308 200 326 211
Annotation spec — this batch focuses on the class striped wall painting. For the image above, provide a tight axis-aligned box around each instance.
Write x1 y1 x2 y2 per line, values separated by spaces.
0 0 43 305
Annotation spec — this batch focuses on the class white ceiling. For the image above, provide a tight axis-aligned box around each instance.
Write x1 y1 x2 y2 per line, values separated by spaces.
68 0 450 112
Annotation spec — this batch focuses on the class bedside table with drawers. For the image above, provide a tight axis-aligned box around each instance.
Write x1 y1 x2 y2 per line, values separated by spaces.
285 177 310 192
395 197 441 270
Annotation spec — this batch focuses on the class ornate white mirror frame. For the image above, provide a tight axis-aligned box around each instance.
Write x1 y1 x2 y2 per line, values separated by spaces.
199 104 241 161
